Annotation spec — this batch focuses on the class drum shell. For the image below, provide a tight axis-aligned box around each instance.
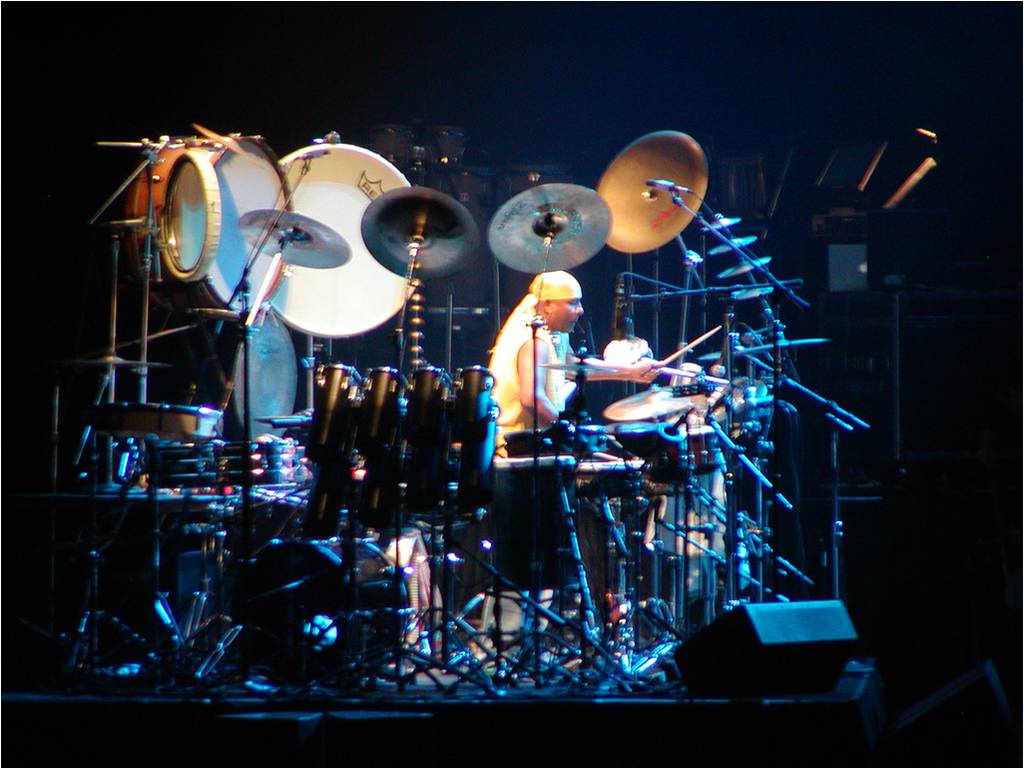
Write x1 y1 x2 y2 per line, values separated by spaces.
307 365 361 462
608 422 721 480
490 457 576 588
357 367 403 530
404 367 452 512
452 366 496 509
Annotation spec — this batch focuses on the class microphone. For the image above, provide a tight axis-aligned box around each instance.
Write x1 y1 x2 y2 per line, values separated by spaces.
645 179 695 194
611 274 633 340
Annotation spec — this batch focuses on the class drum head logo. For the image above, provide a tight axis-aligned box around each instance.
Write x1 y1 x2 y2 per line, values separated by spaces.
358 171 386 200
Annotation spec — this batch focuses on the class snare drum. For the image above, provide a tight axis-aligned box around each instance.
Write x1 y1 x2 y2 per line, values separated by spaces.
608 420 722 480
124 136 288 309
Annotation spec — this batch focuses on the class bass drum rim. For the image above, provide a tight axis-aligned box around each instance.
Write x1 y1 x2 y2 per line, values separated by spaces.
160 147 223 283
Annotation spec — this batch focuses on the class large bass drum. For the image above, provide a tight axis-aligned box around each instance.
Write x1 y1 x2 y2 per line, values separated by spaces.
274 144 411 337
124 136 288 309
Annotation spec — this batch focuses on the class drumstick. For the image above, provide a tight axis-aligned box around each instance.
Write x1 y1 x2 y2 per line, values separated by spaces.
192 123 266 164
656 325 723 367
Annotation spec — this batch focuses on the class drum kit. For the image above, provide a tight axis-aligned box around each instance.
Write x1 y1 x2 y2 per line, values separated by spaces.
44 125 869 693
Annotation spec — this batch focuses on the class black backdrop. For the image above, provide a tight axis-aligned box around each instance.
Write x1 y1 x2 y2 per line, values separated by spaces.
3 1 1021 722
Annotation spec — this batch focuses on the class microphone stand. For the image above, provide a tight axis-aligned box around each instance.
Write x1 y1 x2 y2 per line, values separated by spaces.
742 354 870 599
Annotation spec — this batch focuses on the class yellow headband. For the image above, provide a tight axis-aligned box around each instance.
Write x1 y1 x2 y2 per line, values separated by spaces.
529 271 582 301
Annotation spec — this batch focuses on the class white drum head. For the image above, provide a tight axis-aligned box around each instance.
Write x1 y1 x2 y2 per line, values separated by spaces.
274 144 411 337
162 139 287 309
204 141 288 308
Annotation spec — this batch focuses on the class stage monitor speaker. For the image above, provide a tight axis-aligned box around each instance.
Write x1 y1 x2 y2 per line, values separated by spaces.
675 600 858 696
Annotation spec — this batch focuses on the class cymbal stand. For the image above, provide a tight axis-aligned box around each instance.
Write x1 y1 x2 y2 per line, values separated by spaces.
743 355 870 599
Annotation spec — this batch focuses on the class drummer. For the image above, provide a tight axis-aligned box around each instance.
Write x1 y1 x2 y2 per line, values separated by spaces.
487 270 658 441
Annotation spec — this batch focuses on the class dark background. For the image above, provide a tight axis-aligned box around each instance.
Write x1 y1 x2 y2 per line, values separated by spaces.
3 1 1021 746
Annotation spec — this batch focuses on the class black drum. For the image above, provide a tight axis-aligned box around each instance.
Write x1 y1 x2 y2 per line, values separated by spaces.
305 365 362 539
244 539 399 675
357 367 404 530
503 421 607 458
404 366 452 512
608 421 722 481
489 456 576 589
451 366 497 511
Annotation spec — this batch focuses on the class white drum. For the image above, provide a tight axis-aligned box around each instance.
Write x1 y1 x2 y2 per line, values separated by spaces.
126 137 288 309
274 144 411 337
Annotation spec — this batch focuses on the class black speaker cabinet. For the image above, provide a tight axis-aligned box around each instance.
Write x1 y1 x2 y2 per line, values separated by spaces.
675 600 858 696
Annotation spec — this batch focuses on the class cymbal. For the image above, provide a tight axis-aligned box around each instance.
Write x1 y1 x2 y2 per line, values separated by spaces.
708 235 758 257
60 355 171 370
488 183 611 272
360 186 480 279
540 361 619 375
716 256 772 279
603 385 723 422
701 215 741 231
730 286 773 301
238 209 351 269
596 131 708 253
695 338 830 362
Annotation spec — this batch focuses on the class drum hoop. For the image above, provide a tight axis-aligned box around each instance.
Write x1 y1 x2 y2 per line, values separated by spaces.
160 148 222 283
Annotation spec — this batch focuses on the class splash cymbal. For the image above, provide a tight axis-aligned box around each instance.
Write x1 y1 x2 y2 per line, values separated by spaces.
239 209 351 269
708 235 758 257
716 256 772 279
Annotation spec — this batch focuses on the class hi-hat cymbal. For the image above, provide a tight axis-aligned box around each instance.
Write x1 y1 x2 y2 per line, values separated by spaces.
695 338 830 362
708 235 758 257
488 183 610 273
716 256 772 279
596 131 709 253
239 209 351 269
361 186 480 279
60 355 171 370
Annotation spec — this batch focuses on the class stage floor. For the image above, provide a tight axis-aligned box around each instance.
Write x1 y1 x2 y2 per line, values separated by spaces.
3 661 886 767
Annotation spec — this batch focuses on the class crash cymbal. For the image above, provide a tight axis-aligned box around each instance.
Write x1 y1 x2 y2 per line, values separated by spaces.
695 338 830 362
238 209 351 269
596 131 709 253
488 183 611 272
603 384 723 422
716 256 772 279
708 235 758 257
60 355 171 369
360 186 480 279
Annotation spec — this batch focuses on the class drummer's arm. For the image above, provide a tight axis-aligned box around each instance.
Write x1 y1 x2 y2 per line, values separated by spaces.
517 338 562 425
